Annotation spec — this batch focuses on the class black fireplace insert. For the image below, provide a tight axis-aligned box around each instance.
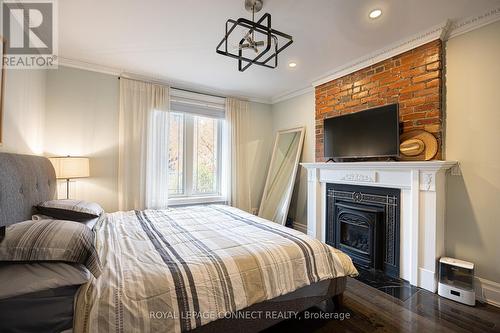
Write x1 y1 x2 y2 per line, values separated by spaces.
326 183 400 278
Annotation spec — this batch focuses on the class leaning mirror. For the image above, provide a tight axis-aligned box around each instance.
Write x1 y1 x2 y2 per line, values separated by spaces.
259 127 305 225
0 37 4 145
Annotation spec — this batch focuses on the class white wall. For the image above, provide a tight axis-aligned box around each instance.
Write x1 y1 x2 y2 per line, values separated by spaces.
44 66 119 212
271 92 315 228
445 20 500 284
0 69 46 154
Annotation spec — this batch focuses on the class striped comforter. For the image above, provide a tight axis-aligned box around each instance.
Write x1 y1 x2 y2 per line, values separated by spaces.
74 205 357 333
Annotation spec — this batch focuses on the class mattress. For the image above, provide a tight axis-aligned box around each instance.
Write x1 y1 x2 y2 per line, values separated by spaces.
74 205 357 333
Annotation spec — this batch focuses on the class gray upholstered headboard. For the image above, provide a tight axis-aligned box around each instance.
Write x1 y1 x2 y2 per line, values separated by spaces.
0 153 57 228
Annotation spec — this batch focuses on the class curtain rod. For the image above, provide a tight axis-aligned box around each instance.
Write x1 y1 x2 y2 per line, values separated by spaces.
118 76 226 100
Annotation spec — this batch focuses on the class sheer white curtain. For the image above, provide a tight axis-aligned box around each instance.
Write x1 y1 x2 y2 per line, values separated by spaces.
118 78 170 210
225 97 252 212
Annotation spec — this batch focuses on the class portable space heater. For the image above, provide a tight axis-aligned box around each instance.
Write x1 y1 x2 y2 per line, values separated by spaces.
438 257 475 306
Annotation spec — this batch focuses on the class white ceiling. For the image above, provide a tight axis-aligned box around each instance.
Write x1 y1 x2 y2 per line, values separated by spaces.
58 0 500 102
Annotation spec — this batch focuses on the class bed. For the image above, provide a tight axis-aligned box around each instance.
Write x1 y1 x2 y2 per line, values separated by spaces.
0 153 357 333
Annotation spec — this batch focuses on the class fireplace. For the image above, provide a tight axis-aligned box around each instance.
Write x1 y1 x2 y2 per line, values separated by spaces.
326 184 400 278
335 201 384 270
303 161 457 292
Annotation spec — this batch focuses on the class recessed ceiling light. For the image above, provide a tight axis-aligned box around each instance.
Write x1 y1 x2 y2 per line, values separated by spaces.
288 62 297 68
369 9 382 19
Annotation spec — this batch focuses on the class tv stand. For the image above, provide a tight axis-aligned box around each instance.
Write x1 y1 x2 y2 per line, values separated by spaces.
325 158 335 163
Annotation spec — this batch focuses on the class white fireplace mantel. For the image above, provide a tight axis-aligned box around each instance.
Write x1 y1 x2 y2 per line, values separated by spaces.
301 160 458 292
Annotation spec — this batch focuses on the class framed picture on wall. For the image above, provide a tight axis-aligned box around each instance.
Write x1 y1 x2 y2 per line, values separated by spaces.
0 36 4 145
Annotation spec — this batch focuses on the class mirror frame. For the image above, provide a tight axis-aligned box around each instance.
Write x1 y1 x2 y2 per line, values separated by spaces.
0 36 4 145
258 126 305 225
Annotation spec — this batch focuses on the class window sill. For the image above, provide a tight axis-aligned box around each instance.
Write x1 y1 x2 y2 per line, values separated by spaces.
168 195 227 207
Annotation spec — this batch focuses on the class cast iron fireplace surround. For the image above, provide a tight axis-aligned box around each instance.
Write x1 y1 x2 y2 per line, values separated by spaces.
326 183 401 278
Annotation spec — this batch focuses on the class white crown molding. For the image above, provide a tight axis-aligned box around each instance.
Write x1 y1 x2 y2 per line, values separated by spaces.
448 7 500 39
246 96 273 104
58 57 122 76
310 20 450 88
270 6 500 103
57 57 272 104
271 86 314 104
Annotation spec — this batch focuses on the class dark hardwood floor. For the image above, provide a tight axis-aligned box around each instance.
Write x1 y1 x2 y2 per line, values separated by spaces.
265 278 500 333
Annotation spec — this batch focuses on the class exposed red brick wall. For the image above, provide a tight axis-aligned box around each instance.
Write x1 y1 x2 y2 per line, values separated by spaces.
315 40 442 161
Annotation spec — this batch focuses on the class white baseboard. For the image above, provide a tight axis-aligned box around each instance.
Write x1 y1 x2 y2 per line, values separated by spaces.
293 221 307 234
418 267 437 292
475 277 500 308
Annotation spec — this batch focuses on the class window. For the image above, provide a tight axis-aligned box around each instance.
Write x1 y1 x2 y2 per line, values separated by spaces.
167 88 226 204
168 112 223 203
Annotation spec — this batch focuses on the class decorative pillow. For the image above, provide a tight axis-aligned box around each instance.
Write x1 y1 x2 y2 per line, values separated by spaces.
0 219 102 278
36 199 104 222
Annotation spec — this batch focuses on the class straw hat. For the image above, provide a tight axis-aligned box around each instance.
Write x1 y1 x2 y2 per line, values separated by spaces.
399 130 438 161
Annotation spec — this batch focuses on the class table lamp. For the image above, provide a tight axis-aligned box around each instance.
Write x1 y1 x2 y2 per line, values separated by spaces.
49 156 90 199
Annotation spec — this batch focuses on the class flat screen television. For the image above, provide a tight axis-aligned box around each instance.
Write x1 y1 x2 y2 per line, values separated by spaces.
323 104 400 160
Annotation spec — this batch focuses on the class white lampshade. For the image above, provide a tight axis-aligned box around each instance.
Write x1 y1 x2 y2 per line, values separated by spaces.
49 157 90 179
